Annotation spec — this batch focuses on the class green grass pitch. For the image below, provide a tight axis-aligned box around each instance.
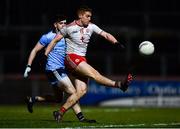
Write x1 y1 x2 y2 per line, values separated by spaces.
0 104 180 128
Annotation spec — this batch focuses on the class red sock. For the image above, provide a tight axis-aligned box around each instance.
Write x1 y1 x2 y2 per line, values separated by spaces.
60 106 66 114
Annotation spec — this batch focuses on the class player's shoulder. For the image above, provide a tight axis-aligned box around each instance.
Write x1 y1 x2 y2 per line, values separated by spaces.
88 22 98 28
66 21 76 28
89 22 94 25
88 22 97 27
43 31 56 39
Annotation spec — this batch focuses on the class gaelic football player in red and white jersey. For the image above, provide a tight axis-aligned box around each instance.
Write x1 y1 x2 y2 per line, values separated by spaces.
45 6 133 122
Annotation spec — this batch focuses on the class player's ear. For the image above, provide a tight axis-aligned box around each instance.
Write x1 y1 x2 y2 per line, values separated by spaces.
53 23 57 28
78 14 82 19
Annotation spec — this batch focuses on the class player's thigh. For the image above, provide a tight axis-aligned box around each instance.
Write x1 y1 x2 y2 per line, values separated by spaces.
46 70 65 102
52 69 76 94
59 76 76 94
76 61 99 78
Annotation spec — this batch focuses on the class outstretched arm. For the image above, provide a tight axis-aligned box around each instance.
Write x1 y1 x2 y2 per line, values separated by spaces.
100 31 125 49
45 34 63 56
100 31 118 44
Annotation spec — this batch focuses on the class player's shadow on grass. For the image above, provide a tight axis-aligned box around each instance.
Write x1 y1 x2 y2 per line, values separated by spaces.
42 119 99 124
41 119 76 123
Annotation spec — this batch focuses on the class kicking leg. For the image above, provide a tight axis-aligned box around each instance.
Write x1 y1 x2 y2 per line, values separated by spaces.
76 61 133 92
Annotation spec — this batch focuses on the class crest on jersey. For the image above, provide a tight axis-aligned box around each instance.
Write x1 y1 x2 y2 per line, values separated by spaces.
75 59 80 63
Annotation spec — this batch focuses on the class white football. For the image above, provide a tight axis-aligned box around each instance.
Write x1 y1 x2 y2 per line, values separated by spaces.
139 41 154 55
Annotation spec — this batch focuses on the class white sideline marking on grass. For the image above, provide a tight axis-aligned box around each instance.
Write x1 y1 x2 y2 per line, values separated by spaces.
82 124 145 128
153 122 180 126
81 122 180 128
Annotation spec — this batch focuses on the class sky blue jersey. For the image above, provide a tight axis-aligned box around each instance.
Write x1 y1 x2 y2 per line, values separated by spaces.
39 31 66 71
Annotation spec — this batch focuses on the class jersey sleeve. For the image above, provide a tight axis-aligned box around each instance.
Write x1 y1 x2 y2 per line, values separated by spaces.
39 35 48 46
92 24 103 34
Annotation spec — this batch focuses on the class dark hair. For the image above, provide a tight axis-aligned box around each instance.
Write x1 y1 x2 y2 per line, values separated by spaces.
77 5 92 16
50 14 66 32
51 14 66 24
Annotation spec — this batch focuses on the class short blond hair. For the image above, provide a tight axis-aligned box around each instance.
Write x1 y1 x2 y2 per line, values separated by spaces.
77 6 92 17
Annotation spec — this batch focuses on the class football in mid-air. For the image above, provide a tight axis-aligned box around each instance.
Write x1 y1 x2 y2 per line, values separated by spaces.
139 41 154 55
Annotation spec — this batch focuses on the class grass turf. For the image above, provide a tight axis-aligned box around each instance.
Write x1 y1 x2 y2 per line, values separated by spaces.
0 104 180 128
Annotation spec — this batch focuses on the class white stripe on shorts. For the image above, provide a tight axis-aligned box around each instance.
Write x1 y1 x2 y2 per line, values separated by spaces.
53 70 73 88
53 70 66 81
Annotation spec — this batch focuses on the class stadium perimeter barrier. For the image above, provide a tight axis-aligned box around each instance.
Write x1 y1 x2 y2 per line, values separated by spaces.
80 78 180 107
0 74 180 107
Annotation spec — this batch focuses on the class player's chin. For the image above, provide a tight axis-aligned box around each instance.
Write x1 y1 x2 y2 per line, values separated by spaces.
83 23 89 27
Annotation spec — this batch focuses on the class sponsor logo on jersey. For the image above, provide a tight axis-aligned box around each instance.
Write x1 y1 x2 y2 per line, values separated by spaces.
72 31 78 34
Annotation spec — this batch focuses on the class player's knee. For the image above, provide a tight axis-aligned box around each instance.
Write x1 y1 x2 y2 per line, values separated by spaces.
75 93 81 100
77 87 87 97
78 90 86 97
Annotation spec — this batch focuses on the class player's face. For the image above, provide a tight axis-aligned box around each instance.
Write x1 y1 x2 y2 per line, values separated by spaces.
80 11 92 27
54 20 66 30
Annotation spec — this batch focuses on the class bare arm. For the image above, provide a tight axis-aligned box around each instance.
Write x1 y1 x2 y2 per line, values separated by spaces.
45 34 63 56
27 42 44 66
100 31 118 44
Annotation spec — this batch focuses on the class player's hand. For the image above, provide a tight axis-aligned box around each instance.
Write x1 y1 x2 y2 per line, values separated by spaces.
24 65 31 78
115 41 125 49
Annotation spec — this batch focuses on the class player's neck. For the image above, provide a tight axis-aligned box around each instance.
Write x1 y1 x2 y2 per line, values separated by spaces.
75 20 83 27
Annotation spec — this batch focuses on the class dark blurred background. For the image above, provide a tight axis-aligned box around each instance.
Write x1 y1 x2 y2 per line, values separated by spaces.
0 0 180 104
1 0 180 76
